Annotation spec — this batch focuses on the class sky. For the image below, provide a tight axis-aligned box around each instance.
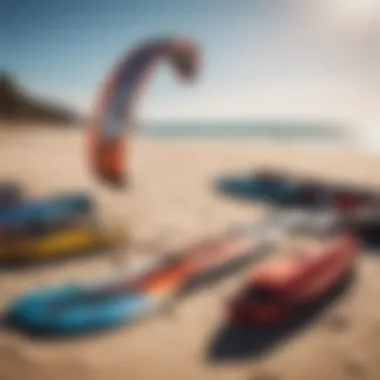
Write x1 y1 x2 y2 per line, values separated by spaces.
1 0 379 122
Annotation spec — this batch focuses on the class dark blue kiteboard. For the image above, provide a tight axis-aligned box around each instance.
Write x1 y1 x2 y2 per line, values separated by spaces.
214 171 298 202
214 171 329 207
214 171 380 210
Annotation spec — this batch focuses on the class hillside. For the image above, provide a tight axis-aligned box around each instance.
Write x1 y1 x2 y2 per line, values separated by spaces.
0 71 81 125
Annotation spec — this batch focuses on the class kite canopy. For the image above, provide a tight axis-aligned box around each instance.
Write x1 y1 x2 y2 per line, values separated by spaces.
88 36 200 188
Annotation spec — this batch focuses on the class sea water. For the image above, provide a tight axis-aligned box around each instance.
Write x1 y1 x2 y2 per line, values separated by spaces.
138 120 347 142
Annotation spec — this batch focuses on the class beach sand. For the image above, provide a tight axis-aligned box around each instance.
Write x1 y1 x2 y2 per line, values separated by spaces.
0 127 379 380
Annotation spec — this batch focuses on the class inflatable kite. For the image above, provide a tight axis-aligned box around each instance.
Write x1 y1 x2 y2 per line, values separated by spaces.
88 36 200 188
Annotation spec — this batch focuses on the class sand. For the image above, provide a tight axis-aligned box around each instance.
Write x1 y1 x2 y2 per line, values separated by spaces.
0 127 379 380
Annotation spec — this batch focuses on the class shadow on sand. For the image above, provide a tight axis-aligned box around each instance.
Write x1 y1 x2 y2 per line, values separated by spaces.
206 270 355 363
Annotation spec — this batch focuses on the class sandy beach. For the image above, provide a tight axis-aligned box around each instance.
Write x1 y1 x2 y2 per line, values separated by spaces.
0 127 379 380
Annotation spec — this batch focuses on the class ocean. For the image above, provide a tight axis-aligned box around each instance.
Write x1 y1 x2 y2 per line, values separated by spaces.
138 121 349 143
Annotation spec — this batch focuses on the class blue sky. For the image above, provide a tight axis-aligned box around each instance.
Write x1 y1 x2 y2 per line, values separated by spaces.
2 0 379 121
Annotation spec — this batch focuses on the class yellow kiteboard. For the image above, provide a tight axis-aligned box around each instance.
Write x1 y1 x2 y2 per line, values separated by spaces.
0 225 129 261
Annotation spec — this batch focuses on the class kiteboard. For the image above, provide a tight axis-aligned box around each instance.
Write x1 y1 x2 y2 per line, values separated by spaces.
214 170 379 210
0 192 93 237
214 169 302 203
229 233 359 324
0 224 128 262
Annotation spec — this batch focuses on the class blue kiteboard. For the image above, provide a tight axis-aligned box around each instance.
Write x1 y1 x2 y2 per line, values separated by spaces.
0 192 93 235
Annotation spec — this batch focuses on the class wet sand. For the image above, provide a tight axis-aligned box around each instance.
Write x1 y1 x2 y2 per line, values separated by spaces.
0 127 379 380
